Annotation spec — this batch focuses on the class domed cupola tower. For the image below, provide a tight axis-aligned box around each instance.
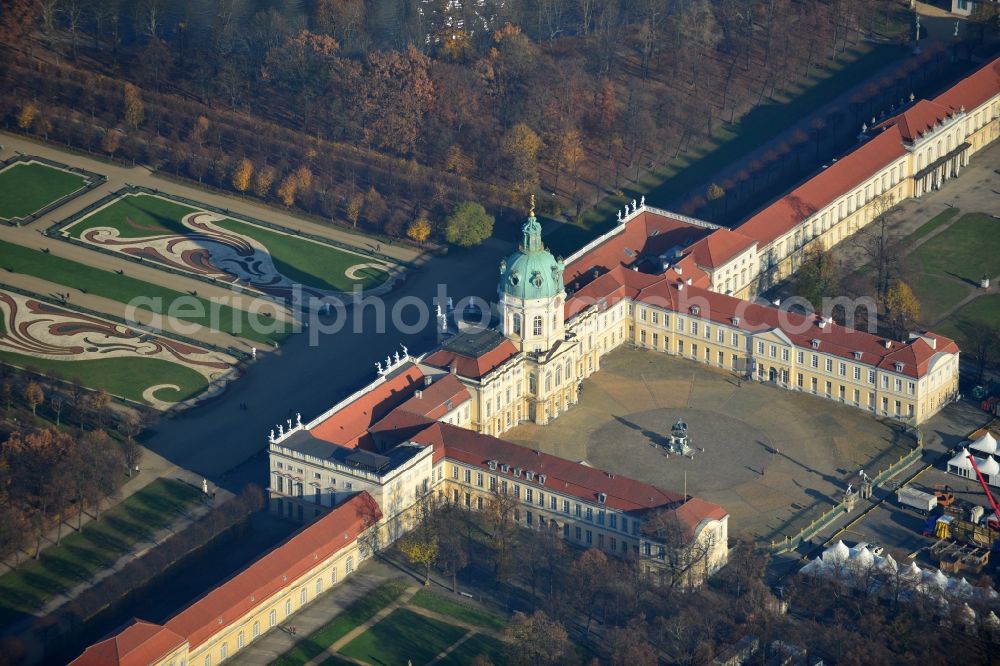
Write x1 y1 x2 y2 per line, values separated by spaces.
498 196 566 353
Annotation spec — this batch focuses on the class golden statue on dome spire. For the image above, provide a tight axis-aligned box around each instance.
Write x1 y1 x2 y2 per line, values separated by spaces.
529 193 535 218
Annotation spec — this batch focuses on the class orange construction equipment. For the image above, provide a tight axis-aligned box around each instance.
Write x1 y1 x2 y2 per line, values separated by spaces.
935 484 956 508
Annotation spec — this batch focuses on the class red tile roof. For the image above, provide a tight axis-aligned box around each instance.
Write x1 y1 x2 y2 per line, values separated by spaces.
394 373 470 419
683 228 756 270
423 340 520 380
412 422 727 529
566 268 957 378
165 493 381 650
563 211 712 289
736 125 906 247
879 100 956 142
412 421 690 513
309 364 425 449
934 56 1000 113
70 620 186 666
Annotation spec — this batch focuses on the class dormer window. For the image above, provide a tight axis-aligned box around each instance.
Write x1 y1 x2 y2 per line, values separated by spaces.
500 463 509 473
894 362 904 372
811 339 820 349
514 467 522 477
732 316 740 326
853 351 863 360
526 471 535 481
538 474 547 485
488 460 497 471
690 305 700 316
597 492 607 505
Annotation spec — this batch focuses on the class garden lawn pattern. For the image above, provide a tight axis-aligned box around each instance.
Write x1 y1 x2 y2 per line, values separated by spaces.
904 212 1000 335
62 193 389 296
0 290 234 408
410 589 506 631
272 579 408 666
0 478 202 629
338 608 468 665
0 161 87 221
0 239 290 345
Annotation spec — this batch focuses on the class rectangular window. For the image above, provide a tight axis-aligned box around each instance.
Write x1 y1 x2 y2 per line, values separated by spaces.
238 632 244 649
585 507 593 521
586 530 593 545
854 367 861 380
346 556 354 573
691 322 699 336
538 491 545 507
825 359 833 372
731 333 739 347
476 472 483 487
797 350 804 363
575 526 582 540
609 514 617 529
797 373 803 388
769 344 777 358
839 362 846 376
464 469 471 483
253 621 260 639
269 610 277 628
757 341 765 354
525 488 533 502
869 370 876 384
562 499 570 513
782 348 789 362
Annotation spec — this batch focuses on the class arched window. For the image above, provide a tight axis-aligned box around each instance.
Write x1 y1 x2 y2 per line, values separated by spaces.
512 313 522 335
565 360 572 379
533 315 543 336
529 373 537 393
545 373 552 392
555 366 562 386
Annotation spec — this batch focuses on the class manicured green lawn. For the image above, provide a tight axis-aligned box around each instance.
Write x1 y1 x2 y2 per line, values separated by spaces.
339 608 468 666
907 207 960 244
938 294 1000 349
443 632 506 664
0 240 289 345
67 193 388 291
0 349 208 404
410 589 506 631
213 218 388 291
272 579 408 666
0 478 202 628
545 43 908 257
0 162 87 220
909 271 970 325
907 213 1000 284
65 193 197 238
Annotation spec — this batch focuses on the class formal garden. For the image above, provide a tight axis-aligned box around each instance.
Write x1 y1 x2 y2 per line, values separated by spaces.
274 582 507 666
0 478 203 628
0 288 237 408
0 239 290 346
58 191 390 295
902 210 1000 345
0 158 95 223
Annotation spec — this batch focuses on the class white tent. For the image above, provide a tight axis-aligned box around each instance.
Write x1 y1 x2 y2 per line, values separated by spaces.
981 455 1000 478
971 431 999 455
949 448 974 471
823 539 850 565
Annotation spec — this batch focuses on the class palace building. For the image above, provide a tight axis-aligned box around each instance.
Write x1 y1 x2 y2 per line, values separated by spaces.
70 56 998 666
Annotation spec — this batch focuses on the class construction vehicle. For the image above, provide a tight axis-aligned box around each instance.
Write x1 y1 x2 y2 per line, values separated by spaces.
934 484 956 508
897 486 937 514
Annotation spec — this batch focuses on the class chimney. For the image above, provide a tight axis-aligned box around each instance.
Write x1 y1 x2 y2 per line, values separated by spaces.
686 278 692 286
415 389 423 400
676 266 683 276
450 362 458 374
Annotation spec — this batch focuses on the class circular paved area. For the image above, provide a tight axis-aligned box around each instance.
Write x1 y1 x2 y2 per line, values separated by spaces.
587 408 774 493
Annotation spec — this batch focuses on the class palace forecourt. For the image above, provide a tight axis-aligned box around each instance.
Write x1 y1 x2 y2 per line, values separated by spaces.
66 56 1000 666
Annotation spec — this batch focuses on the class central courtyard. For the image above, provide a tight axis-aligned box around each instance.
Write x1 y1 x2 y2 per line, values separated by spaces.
505 347 915 542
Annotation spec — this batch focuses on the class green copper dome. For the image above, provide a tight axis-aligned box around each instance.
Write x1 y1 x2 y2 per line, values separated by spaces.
498 214 565 300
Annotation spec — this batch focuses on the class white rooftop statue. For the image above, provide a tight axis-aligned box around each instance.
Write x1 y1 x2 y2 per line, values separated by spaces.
988 611 1000 627
971 431 999 455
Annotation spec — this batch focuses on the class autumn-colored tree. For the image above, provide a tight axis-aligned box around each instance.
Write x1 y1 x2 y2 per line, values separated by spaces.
276 173 298 207
794 246 839 312
406 217 432 244
364 186 388 228
504 610 569 666
17 102 37 130
101 128 122 156
232 158 253 194
90 388 112 426
358 45 434 155
706 183 726 222
346 192 363 228
399 530 439 585
24 381 43 416
482 485 519 581
501 123 542 197
253 165 276 198
552 126 584 191
444 144 474 178
293 165 313 190
445 201 494 248
123 82 145 130
189 115 210 147
884 281 920 339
